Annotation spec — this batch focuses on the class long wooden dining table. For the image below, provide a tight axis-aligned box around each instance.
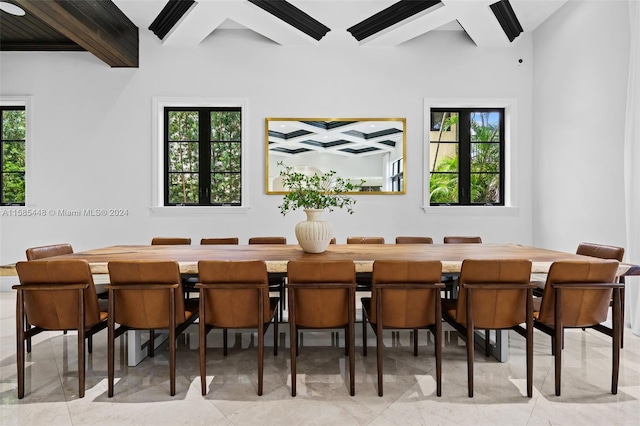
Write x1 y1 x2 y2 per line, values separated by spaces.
18 242 637 275
6 243 638 365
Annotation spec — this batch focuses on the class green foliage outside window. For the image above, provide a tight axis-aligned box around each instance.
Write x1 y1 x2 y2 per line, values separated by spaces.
166 108 241 205
1 109 26 205
430 110 502 205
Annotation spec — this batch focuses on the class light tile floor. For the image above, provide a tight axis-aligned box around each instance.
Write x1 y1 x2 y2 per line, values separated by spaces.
1 292 639 425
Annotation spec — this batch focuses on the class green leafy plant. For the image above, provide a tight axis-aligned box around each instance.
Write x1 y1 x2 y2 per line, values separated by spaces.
277 162 357 215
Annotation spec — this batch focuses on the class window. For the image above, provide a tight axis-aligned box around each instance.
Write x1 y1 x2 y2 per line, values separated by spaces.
429 108 504 206
1 106 26 206
391 158 403 192
164 107 241 206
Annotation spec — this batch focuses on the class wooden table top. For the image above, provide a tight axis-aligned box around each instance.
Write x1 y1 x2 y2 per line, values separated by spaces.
3 243 635 276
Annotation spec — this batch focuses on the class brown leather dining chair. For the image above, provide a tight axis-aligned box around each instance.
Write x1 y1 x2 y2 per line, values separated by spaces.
346 236 385 244
180 237 241 294
14 260 108 399
287 260 356 396
106 260 199 396
347 237 384 291
249 237 287 321
395 236 434 244
532 242 625 346
443 236 482 298
362 260 444 397
151 237 192 245
26 243 74 260
442 259 534 397
200 237 240 245
533 260 621 396
24 243 93 353
443 236 483 244
197 260 279 396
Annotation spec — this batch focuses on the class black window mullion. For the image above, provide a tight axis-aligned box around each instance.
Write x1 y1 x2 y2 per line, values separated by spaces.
458 111 471 204
199 108 211 205
163 107 170 205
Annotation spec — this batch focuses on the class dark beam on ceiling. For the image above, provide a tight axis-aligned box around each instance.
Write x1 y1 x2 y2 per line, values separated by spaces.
347 0 441 42
149 0 195 40
12 0 139 67
248 0 330 41
490 0 523 42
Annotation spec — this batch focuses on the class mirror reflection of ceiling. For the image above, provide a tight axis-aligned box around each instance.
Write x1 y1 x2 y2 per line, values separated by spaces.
268 120 404 158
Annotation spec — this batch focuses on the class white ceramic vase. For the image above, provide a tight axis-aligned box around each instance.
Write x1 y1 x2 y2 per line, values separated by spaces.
295 209 333 253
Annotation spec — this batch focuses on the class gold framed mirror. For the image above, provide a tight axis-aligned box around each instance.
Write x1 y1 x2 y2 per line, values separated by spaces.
265 118 406 194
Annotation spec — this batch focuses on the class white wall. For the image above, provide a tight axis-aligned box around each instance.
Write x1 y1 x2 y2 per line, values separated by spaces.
0 27 534 275
532 0 630 252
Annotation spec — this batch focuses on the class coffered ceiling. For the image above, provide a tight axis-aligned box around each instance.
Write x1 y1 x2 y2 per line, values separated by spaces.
0 0 568 68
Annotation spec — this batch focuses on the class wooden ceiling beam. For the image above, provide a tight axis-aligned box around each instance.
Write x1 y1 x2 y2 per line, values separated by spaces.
12 0 138 68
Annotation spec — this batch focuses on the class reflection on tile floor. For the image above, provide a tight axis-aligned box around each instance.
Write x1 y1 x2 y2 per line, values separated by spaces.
1 291 639 425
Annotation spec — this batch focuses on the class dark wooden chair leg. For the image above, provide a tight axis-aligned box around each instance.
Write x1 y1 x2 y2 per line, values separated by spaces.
348 287 355 396
435 293 442 397
526 288 533 398
376 323 383 397
620 280 625 349
554 288 563 396
362 308 368 356
258 288 265 396
16 289 25 399
485 330 491 357
223 328 228 356
344 327 349 356
273 316 278 356
77 289 86 398
149 330 155 358
288 289 297 397
413 328 418 357
107 289 115 398
466 289 475 397
200 293 207 396
612 288 621 394
169 292 176 396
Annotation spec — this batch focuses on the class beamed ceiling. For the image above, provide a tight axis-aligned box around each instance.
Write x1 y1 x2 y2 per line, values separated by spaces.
0 0 568 68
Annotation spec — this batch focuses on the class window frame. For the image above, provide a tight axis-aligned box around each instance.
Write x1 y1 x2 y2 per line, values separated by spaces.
429 107 505 206
163 106 242 206
0 96 31 207
423 98 519 215
151 97 249 216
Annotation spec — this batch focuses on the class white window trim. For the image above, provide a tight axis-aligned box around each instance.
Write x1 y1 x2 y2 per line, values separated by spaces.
0 96 32 207
422 98 519 216
150 97 250 216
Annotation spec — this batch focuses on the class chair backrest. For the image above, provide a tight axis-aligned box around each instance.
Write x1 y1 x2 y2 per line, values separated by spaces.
395 236 433 244
107 260 186 328
287 260 355 328
15 260 101 329
151 237 191 245
25 243 73 260
198 260 270 327
456 259 532 329
346 237 385 244
200 237 239 245
576 242 624 261
248 237 286 244
371 260 442 327
537 260 619 327
444 236 482 244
